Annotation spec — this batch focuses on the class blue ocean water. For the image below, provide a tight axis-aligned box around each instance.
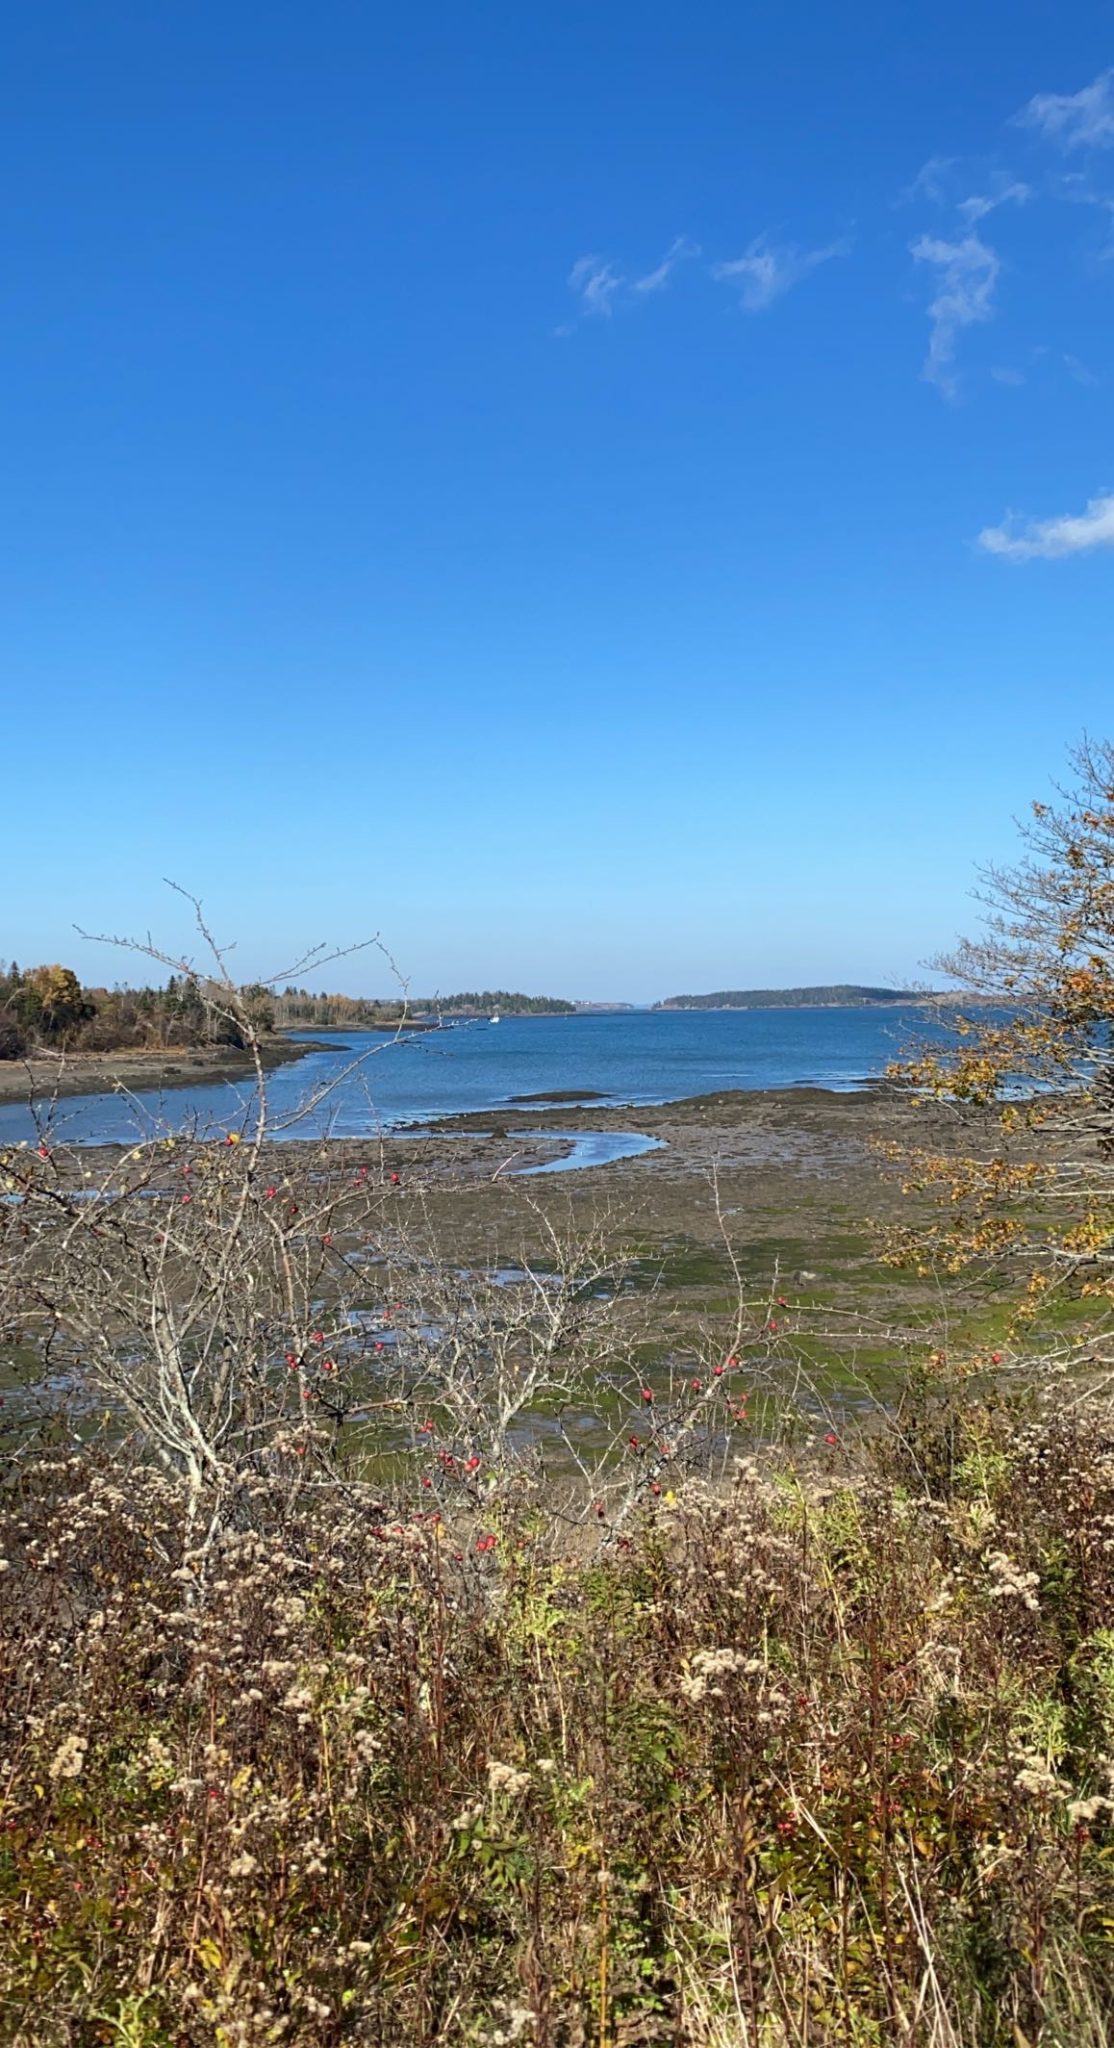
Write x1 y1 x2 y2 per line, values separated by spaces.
0 1006 941 1149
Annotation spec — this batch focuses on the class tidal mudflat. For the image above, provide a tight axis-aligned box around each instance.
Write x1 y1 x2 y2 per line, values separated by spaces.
5 1082 1059 1444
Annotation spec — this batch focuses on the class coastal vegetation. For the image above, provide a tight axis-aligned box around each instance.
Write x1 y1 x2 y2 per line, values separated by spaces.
273 989 576 1028
271 990 414 1030
0 962 276 1061
414 991 577 1016
3 1398 1112 2046
1 742 1113 2042
0 968 578 1065
882 734 1114 1349
657 985 920 1009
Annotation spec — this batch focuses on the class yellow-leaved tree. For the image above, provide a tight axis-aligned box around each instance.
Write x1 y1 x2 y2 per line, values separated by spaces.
886 736 1114 1375
18 964 94 1042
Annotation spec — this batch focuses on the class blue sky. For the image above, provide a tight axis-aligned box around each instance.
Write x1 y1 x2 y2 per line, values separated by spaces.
3 3 1113 1002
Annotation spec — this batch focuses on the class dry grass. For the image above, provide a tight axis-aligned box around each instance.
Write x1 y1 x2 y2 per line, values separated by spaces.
2 1387 1113 2045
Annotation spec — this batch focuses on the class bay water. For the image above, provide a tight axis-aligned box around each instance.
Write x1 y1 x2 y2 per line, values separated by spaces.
0 1005 940 1149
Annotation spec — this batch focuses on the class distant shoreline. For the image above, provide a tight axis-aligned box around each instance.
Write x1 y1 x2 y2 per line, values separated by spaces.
0 1035 327 1108
655 1001 925 1012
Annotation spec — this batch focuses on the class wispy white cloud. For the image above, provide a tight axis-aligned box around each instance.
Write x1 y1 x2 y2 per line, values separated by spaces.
632 235 701 294
957 181 1030 224
560 238 700 331
978 490 1114 559
904 157 1029 221
710 233 851 312
991 347 1099 390
902 156 958 205
563 230 845 331
910 231 1000 395
902 171 1026 394
566 254 625 320
899 89 1113 406
1019 69 1114 150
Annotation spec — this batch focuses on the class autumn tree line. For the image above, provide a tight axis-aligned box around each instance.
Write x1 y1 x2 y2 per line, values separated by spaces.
0 962 580 1060
0 963 274 1060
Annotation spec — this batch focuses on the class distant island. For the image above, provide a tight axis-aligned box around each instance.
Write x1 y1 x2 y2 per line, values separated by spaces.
655 985 921 1010
413 991 576 1017
276 989 576 1027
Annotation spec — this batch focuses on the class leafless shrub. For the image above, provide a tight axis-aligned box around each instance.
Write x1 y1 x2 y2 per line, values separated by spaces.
2 1387 1114 2044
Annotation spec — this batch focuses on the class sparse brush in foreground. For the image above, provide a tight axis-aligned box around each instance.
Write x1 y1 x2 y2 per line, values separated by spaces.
1 1393 1113 2046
